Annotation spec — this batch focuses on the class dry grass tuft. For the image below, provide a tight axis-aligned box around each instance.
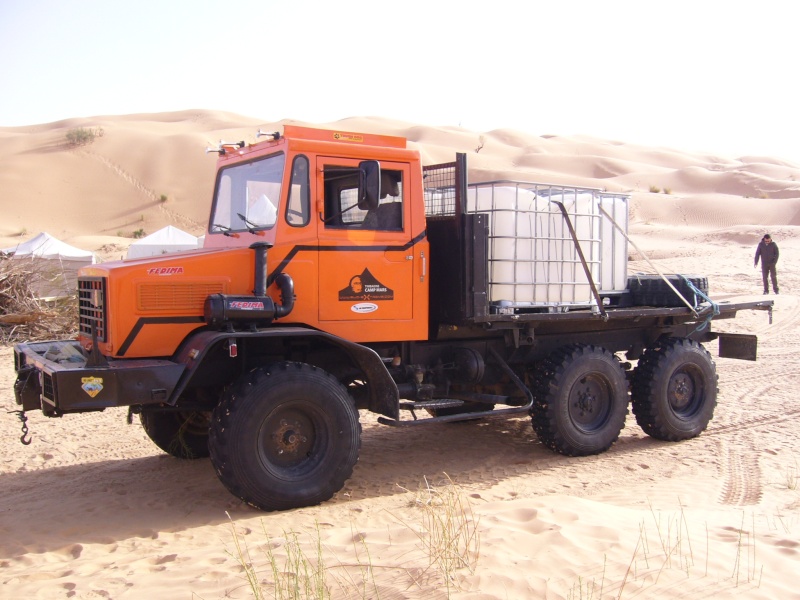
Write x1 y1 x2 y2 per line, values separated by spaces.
222 474 481 600
397 473 481 595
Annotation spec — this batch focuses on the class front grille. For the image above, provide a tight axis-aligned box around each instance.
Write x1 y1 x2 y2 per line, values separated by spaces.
78 277 107 341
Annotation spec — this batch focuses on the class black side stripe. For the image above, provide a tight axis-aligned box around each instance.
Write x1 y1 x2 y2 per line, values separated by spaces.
267 229 428 286
118 316 205 357
117 230 427 356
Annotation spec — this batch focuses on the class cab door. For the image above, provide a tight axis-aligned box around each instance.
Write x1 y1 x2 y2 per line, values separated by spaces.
316 157 415 337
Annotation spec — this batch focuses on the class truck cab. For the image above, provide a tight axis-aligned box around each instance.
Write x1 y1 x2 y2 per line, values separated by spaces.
202 126 429 343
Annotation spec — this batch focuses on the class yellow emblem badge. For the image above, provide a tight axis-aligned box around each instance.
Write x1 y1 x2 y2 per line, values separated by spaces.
81 377 104 398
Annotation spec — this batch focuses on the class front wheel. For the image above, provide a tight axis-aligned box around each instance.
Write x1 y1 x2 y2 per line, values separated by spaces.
209 362 361 511
631 337 717 441
531 345 629 456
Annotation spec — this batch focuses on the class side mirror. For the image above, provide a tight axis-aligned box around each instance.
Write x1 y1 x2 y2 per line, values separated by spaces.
358 160 381 210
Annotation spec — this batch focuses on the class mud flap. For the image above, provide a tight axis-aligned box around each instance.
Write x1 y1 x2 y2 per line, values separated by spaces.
717 333 758 361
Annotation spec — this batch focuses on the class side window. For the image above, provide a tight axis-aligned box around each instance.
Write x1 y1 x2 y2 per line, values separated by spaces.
323 166 403 230
286 155 310 227
340 188 368 225
323 166 362 227
364 169 403 231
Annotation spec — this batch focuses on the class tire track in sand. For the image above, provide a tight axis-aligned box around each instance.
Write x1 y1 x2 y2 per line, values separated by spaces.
762 293 800 337
709 396 800 506
707 407 800 437
716 432 762 506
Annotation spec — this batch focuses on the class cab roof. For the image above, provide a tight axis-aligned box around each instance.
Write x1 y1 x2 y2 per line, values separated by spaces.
282 125 406 149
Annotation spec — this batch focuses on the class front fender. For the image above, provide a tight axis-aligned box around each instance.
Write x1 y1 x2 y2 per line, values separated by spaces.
171 327 400 419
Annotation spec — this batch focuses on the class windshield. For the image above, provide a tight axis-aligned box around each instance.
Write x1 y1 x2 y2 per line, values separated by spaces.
210 153 286 233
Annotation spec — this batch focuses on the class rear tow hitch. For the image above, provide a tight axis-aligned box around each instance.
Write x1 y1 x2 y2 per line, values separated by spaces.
8 410 31 445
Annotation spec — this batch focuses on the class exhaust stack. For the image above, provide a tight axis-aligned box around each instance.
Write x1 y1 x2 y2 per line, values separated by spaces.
203 242 295 329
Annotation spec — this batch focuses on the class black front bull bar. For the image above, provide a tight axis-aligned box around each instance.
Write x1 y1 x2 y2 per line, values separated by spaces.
14 340 184 415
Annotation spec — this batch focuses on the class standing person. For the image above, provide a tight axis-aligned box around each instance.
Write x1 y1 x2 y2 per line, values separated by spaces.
754 233 779 294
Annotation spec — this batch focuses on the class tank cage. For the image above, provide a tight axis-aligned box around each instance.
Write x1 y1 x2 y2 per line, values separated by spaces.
422 156 629 312
423 159 461 218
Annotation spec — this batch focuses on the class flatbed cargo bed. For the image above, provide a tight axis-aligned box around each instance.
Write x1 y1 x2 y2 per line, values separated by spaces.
474 298 773 323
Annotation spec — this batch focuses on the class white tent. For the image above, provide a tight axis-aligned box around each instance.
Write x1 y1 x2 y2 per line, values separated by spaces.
126 225 199 259
1 232 96 298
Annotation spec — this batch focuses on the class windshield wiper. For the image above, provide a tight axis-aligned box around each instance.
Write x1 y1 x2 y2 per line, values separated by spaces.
211 223 238 237
236 213 264 235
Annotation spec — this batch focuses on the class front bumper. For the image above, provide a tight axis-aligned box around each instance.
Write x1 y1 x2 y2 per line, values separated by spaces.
14 340 185 415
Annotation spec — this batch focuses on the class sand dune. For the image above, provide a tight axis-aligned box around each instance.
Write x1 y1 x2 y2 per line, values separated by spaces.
2 111 799 599
2 111 799 253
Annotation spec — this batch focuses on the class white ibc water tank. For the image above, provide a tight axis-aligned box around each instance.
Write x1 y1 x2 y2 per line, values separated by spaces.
467 185 544 303
598 193 629 294
466 183 628 309
535 190 600 305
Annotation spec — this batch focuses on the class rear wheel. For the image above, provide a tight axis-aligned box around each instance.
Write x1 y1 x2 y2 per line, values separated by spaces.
531 345 629 456
631 337 717 441
140 410 210 459
209 362 361 511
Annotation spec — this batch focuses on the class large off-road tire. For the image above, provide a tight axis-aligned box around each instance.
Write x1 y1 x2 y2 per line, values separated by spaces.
140 410 211 459
628 274 708 307
208 362 361 511
631 337 718 441
531 345 629 456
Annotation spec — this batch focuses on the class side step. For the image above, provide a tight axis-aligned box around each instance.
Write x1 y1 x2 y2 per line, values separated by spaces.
379 348 535 428
378 405 531 427
399 399 464 412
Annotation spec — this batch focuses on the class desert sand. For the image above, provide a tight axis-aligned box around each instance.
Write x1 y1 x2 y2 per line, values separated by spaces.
1 112 799 599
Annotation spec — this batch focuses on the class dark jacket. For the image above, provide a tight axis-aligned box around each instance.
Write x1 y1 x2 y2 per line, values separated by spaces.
755 240 779 267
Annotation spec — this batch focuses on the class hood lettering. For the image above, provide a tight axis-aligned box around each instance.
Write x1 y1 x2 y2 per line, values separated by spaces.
147 266 184 276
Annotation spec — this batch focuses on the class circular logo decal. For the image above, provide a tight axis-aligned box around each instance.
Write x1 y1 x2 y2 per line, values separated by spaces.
351 302 378 314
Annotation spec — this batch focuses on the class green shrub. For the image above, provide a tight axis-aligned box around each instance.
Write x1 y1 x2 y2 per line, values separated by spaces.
65 127 104 147
132 228 146 239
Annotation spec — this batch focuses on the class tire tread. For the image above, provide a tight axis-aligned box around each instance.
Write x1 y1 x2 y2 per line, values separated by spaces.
208 362 361 511
631 338 718 441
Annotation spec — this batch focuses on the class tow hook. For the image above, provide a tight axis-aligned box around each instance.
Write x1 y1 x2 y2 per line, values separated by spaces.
8 409 31 445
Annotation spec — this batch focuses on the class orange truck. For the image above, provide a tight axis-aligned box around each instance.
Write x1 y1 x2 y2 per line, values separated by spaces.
13 126 772 511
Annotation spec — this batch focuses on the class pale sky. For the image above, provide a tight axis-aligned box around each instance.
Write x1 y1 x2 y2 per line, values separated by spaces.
1 0 798 163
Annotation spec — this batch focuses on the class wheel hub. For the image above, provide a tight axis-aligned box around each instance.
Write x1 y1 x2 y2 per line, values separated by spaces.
669 373 695 411
272 418 307 455
574 389 596 416
569 376 611 431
